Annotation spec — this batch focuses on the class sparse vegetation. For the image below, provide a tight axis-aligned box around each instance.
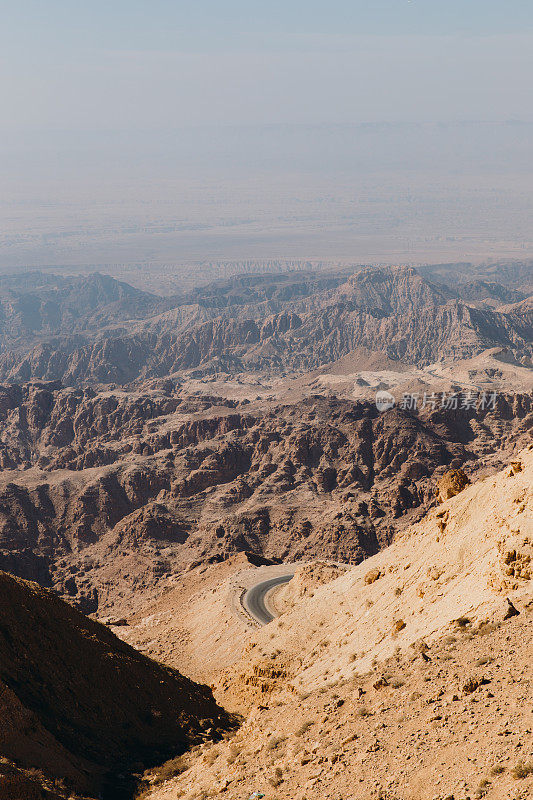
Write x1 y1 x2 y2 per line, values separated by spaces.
443 635 457 645
512 761 533 780
266 735 286 751
204 748 219 766
226 743 242 764
150 754 190 784
269 766 284 787
475 778 491 797
476 621 499 636
295 720 313 736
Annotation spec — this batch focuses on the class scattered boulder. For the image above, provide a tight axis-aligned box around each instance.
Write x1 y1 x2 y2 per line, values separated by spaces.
364 568 381 585
462 676 490 695
504 598 520 619
437 469 471 503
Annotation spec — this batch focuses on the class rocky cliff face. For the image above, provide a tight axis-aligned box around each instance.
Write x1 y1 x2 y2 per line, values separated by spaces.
0 382 530 614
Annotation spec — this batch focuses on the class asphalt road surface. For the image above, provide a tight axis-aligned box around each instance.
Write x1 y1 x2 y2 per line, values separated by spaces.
242 572 295 625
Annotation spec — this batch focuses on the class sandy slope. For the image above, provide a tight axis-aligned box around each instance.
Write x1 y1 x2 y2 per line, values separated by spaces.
142 603 533 800
140 444 533 800
219 445 533 700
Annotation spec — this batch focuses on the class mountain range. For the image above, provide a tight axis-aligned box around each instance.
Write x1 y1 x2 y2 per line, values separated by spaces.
0 263 531 384
0 259 531 800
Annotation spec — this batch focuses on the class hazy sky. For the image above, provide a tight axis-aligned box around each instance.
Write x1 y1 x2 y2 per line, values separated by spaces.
2 1 533 130
2 2 533 272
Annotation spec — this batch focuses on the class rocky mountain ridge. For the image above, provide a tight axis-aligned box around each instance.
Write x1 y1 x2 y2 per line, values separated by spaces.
0 265 531 384
0 271 165 349
0 381 531 614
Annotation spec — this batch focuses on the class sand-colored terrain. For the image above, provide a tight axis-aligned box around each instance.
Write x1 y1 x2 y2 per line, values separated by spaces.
0 262 531 799
136 445 533 800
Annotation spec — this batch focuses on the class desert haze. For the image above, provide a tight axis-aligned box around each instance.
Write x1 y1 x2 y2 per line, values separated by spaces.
2 123 533 278
2 1 533 798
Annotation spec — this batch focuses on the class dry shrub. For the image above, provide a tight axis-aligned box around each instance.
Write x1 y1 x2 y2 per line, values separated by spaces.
226 743 242 764
512 761 533 780
151 753 190 784
269 766 283 787
204 747 219 766
475 778 491 797
266 735 286 751
295 720 313 736
476 621 499 636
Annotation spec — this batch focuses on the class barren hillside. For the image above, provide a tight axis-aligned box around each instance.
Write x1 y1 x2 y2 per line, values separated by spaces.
0 382 530 615
136 445 533 800
0 265 531 384
0 571 234 799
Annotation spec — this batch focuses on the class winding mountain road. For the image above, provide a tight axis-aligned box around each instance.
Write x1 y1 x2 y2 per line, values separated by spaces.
242 572 296 625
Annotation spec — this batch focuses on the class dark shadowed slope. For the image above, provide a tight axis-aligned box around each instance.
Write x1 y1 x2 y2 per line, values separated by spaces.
0 571 234 799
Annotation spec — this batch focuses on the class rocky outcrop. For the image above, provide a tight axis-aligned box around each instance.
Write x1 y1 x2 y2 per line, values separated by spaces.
0 381 240 470
0 385 531 614
437 469 471 503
